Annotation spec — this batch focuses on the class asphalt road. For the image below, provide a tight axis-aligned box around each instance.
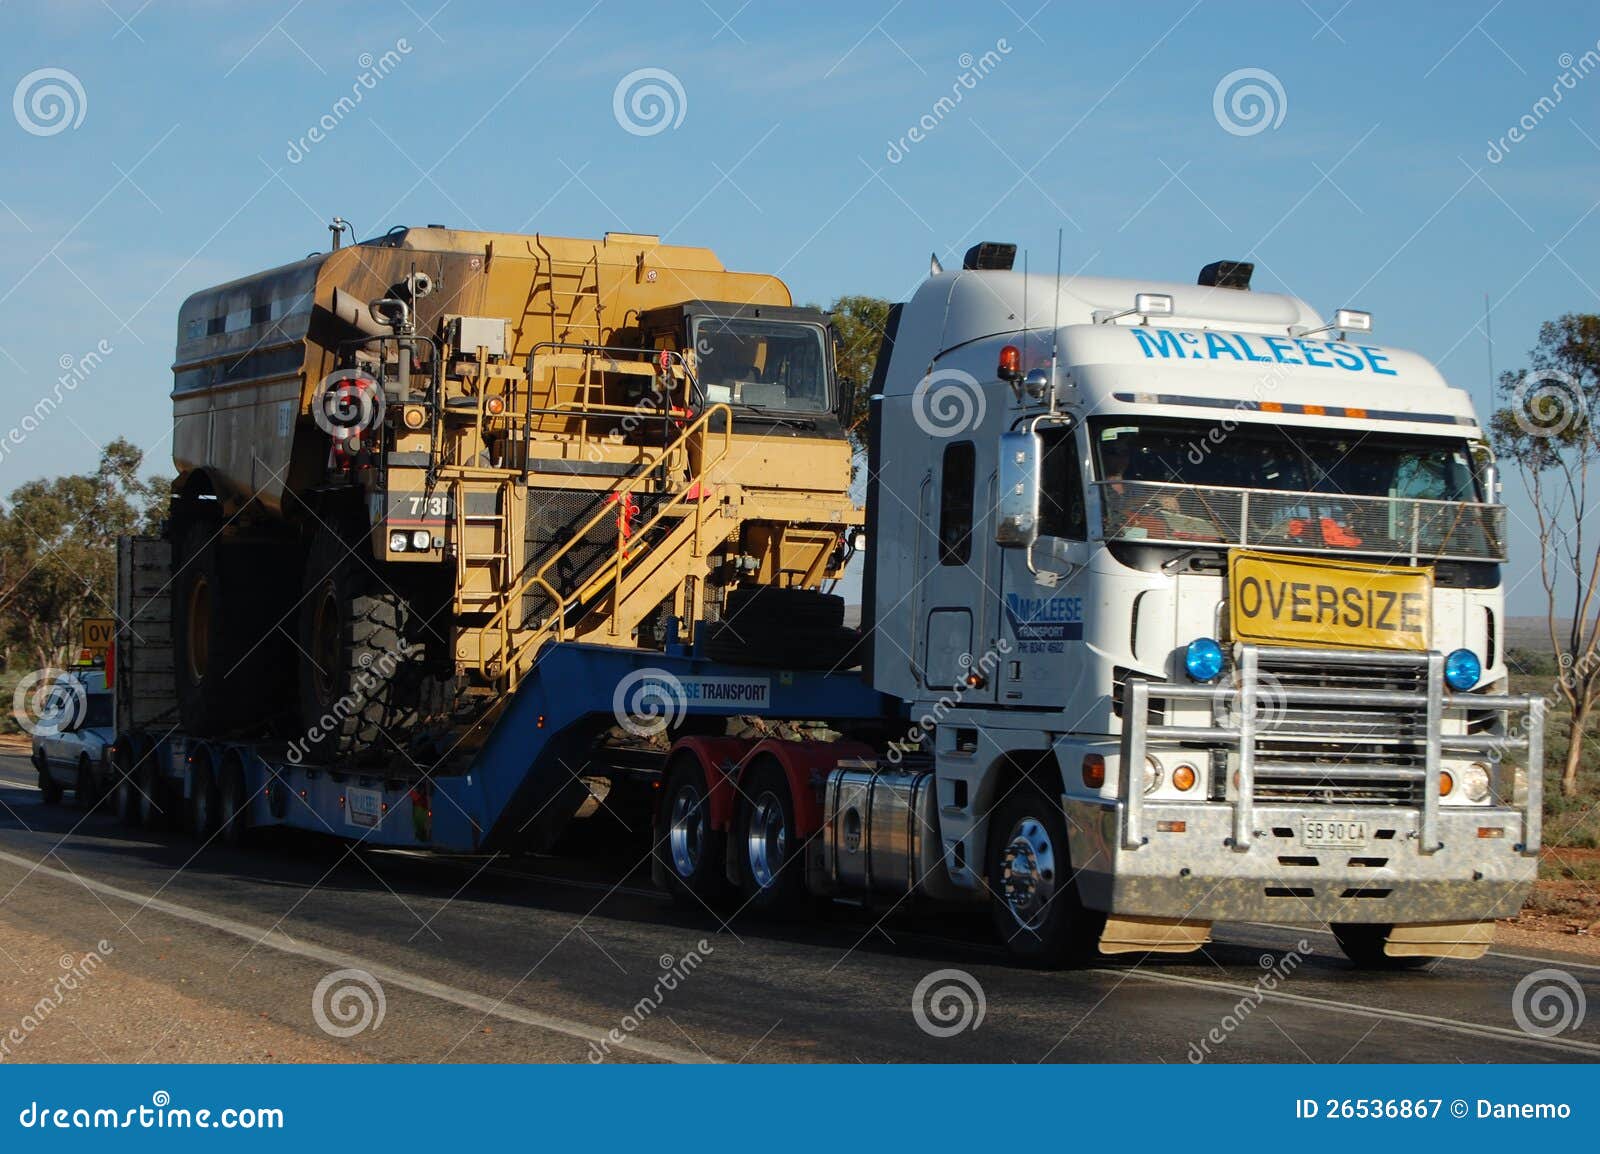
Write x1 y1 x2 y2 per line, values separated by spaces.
1 750 1596 1064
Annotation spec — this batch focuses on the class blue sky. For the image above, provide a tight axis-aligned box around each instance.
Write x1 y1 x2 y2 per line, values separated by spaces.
1 0 1597 613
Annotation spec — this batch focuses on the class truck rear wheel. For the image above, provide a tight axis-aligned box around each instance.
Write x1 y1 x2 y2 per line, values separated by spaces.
736 764 808 915
172 521 291 736
987 779 1104 967
654 757 730 906
297 527 444 763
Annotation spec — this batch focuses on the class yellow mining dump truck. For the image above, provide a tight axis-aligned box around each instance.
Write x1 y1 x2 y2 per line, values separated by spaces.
168 226 861 761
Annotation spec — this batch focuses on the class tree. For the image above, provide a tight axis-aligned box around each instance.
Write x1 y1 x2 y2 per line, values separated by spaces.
1489 313 1600 796
827 294 893 442
0 438 168 672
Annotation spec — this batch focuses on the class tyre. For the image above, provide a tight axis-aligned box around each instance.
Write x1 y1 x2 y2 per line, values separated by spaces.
36 753 63 806
1331 924 1431 971
297 525 446 763
735 764 808 915
987 777 1104 967
114 744 141 827
217 758 253 848
723 586 845 631
189 755 220 841
654 757 730 907
74 756 97 811
702 621 862 670
137 757 166 830
172 520 292 736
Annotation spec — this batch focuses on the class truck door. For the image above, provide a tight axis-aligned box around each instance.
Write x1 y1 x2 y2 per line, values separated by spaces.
918 439 990 692
998 423 1093 708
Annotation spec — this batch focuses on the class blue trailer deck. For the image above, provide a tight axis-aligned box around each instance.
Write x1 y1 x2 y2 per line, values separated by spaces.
143 641 897 853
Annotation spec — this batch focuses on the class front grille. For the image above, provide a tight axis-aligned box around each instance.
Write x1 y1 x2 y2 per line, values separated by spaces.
1237 650 1430 805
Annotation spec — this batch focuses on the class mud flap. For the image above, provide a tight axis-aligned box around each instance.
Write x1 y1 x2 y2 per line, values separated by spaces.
1383 920 1494 960
1099 915 1212 955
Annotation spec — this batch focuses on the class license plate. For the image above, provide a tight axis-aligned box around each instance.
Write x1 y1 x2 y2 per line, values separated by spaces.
1301 817 1368 849
346 786 383 829
1228 549 1431 651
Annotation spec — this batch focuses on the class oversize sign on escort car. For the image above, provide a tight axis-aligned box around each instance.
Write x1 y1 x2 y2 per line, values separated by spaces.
1228 549 1431 651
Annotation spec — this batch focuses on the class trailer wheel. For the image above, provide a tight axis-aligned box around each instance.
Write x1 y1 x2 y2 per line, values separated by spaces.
217 759 252 847
987 779 1103 967
75 756 98 811
1330 924 1431 971
297 526 443 763
137 758 167 830
114 743 141 827
189 754 220 841
654 758 729 906
736 765 808 915
35 753 63 806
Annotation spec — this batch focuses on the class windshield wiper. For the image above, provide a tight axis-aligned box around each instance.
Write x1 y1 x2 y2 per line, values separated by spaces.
736 407 818 430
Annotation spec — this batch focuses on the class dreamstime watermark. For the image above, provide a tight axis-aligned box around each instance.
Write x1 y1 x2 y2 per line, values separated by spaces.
285 39 413 163
285 638 412 765
311 968 386 1038
13 67 86 136
1182 360 1296 467
886 640 1013 765
0 941 113 1062
586 941 714 1061
885 39 1013 164
11 669 87 738
1186 943 1311 1061
612 667 688 737
1487 42 1600 163
1212 67 1287 137
613 67 686 136
911 367 986 438
310 367 387 443
0 340 114 466
1511 967 1587 1038
16 1091 283 1130
911 968 986 1037
1510 368 1586 438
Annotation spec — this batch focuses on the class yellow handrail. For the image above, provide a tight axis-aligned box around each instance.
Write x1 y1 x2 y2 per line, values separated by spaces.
476 403 733 681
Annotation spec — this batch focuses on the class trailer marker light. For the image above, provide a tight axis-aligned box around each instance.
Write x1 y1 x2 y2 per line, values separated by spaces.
1477 826 1505 838
1172 764 1197 792
1439 770 1455 797
1157 820 1186 833
1444 648 1481 691
1081 754 1106 789
1185 637 1224 683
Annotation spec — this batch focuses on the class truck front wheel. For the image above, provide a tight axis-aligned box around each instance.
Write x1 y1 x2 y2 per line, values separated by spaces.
987 779 1104 967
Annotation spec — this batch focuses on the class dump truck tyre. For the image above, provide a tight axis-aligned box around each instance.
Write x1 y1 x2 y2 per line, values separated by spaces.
723 586 844 631
173 522 286 736
297 528 434 763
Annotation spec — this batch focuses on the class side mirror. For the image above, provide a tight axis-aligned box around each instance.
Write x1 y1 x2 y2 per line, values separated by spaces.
996 431 1041 548
1481 462 1500 503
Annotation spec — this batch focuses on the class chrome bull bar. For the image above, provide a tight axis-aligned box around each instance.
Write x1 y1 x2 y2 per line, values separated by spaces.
1119 644 1545 856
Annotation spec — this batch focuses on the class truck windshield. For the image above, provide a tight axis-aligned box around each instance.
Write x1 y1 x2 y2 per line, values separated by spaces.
1088 417 1502 562
692 318 829 414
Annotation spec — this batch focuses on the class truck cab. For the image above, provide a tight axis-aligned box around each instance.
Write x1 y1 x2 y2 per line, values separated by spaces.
865 248 1541 965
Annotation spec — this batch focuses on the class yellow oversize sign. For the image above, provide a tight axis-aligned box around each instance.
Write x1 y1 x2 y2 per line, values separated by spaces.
1228 550 1432 651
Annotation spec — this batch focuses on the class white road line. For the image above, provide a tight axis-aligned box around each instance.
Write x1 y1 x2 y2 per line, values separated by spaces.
0 847 710 1064
1089 966 1600 1056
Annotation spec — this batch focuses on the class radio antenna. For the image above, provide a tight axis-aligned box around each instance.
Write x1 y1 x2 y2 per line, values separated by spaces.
1050 228 1063 411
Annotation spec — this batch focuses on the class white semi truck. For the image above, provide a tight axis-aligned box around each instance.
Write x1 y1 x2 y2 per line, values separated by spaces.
103 244 1543 970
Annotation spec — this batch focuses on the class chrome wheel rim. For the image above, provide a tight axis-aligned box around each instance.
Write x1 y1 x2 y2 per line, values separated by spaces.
668 786 704 878
746 791 787 890
1000 817 1058 929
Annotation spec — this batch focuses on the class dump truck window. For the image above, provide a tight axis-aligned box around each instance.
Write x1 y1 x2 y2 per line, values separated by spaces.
939 441 976 566
1039 428 1086 540
692 318 829 413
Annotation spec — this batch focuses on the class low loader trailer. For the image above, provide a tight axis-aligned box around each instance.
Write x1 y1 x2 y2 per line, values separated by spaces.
96 242 1545 969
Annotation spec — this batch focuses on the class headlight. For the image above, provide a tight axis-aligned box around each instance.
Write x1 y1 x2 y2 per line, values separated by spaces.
1462 762 1492 803
1444 648 1481 691
1185 637 1224 683
411 529 432 550
1142 755 1164 794
388 531 409 552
